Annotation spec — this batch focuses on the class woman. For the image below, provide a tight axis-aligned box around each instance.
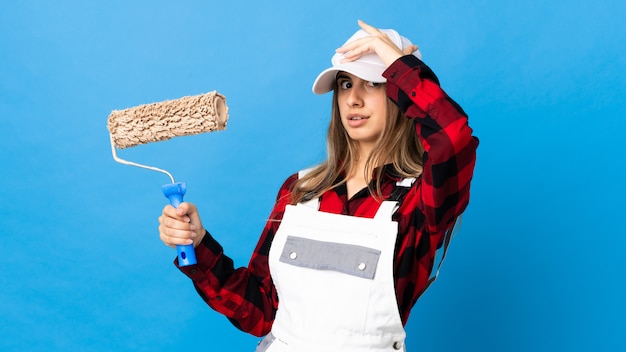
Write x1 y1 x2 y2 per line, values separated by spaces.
158 20 478 351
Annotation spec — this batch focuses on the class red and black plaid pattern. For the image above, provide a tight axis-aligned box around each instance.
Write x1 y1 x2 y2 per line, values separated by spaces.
176 55 479 337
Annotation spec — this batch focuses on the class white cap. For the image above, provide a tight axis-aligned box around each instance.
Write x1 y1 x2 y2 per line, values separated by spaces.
312 28 422 94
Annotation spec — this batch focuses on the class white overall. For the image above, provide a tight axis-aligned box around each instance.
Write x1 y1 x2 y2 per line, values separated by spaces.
257 180 412 352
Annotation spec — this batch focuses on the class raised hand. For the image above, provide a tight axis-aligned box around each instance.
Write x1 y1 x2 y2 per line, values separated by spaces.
336 20 419 68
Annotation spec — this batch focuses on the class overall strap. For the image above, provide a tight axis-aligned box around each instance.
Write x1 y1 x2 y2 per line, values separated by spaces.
298 167 315 179
296 170 418 219
374 177 417 221
419 216 461 296
297 168 320 210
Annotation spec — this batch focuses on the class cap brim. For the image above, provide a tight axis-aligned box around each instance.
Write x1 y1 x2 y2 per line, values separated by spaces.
311 62 387 95
312 28 422 95
311 67 340 94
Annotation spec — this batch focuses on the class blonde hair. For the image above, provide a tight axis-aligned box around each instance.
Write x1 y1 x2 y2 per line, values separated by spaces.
291 84 424 204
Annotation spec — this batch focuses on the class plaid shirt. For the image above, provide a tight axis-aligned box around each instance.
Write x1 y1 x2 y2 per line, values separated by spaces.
177 55 479 337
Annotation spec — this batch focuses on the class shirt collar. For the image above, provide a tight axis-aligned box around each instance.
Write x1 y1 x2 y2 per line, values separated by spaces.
333 162 405 186
375 164 404 183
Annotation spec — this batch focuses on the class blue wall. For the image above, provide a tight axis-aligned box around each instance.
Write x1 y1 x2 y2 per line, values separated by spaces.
1 1 624 351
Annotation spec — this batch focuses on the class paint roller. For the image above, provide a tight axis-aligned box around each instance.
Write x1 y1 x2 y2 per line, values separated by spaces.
107 91 229 266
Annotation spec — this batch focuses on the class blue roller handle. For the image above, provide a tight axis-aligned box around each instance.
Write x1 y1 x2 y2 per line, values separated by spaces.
162 182 197 266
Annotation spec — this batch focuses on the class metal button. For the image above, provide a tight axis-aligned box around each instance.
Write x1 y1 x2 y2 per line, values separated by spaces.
358 262 366 271
393 341 403 350
289 251 298 260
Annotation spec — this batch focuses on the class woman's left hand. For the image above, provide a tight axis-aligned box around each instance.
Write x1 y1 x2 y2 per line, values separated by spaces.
336 20 418 68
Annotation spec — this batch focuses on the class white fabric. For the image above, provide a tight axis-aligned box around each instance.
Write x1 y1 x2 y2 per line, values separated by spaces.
396 177 417 188
312 28 422 94
260 199 407 352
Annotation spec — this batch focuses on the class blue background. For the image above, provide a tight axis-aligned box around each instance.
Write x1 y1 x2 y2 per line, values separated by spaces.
1 1 624 351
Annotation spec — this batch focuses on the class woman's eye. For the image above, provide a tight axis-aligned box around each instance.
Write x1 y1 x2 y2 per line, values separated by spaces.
339 80 352 89
366 81 382 88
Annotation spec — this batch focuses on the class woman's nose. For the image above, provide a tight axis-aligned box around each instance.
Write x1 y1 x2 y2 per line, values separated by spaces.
346 86 364 107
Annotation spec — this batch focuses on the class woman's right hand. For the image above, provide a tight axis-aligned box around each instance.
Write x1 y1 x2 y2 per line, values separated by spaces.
158 202 206 248
336 20 419 68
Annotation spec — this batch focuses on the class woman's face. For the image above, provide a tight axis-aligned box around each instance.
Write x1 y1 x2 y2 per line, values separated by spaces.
336 72 387 150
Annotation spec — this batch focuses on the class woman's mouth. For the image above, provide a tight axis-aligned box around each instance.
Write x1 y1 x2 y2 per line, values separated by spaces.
347 115 369 127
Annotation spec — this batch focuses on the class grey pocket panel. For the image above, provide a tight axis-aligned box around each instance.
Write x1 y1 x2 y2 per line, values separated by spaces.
279 236 381 279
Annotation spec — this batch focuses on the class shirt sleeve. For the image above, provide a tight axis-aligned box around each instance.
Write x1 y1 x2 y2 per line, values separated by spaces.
175 173 298 337
383 55 479 234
